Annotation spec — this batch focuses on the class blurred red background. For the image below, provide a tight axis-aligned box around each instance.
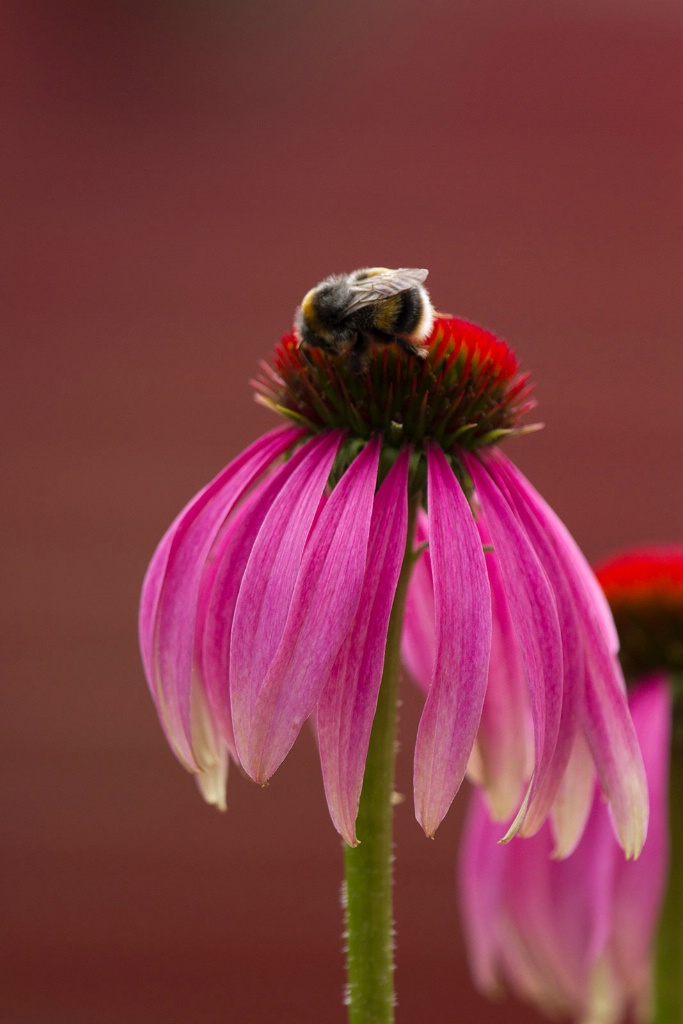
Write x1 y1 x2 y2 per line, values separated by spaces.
3 1 682 1021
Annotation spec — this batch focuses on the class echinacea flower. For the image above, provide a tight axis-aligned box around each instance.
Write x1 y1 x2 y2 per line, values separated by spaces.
594 546 683 683
139 309 647 853
459 546 683 1024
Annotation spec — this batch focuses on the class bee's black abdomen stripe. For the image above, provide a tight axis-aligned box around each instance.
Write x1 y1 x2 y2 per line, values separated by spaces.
393 289 422 335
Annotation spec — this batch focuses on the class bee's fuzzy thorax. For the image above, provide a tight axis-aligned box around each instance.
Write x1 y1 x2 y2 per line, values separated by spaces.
253 314 538 470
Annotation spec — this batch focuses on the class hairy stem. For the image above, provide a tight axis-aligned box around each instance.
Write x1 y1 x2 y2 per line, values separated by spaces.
342 498 418 1024
654 712 683 1024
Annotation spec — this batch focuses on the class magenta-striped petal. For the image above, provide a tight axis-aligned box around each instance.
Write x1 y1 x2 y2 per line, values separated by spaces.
413 444 492 838
400 509 434 694
583 658 649 859
507 808 618 1016
460 676 670 1022
458 791 507 995
486 454 585 850
194 479 269 761
316 448 410 845
465 453 563 842
229 431 342 762
471 533 533 821
238 438 381 782
493 451 648 857
461 789 619 1017
138 425 303 769
611 676 670 1001
199 434 339 759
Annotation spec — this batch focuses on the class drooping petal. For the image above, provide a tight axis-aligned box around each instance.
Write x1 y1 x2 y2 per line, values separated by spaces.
194 478 268 761
500 820 604 1015
461 786 619 1020
583 658 649 860
486 454 585 851
465 453 563 842
493 451 648 858
403 506 531 823
400 509 433 693
458 789 507 995
460 676 670 1024
413 444 491 838
138 425 303 769
223 431 342 760
317 448 410 845
610 675 670 1007
472 532 533 821
200 433 340 759
239 437 381 782
190 680 229 810
549 731 596 860
139 425 300 692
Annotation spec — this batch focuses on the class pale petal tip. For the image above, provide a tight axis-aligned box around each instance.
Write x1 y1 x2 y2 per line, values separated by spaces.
415 802 436 839
195 765 228 811
613 794 649 861
420 818 438 840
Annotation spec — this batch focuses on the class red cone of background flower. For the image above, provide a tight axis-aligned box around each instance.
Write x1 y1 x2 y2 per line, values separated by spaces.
139 305 647 854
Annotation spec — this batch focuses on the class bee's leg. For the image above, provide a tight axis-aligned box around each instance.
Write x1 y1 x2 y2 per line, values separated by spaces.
396 336 428 361
299 344 316 369
370 331 427 362
349 332 370 373
313 337 337 353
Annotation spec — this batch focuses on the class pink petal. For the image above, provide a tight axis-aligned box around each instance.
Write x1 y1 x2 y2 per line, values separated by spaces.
473 531 533 821
583 659 649 859
486 455 585 849
200 434 340 760
317 448 410 845
458 789 507 994
465 454 563 842
611 675 670 996
190 684 229 810
413 444 492 838
138 425 303 769
506 803 616 1013
195 479 268 761
459 677 669 1023
501 826 586 1013
549 731 596 859
228 431 342 761
460 787 615 1018
492 456 618 650
239 438 381 782
401 509 434 693
493 452 648 857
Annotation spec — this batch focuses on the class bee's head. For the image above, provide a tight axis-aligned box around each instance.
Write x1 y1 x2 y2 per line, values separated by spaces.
296 275 354 349
311 275 352 324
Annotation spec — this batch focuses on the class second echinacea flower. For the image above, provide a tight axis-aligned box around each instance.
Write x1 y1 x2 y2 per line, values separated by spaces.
460 676 670 1023
139 300 647 855
459 547 683 1023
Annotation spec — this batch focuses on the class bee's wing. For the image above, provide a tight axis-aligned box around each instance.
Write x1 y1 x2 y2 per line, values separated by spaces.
344 268 429 315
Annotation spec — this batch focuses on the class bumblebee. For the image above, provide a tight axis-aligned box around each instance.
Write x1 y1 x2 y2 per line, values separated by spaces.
295 267 434 371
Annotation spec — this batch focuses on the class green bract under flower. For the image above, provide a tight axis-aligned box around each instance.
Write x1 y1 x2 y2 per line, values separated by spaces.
253 316 538 458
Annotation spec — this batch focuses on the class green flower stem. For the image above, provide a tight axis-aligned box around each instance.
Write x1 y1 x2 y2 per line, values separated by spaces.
654 705 683 1024
343 497 418 1024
